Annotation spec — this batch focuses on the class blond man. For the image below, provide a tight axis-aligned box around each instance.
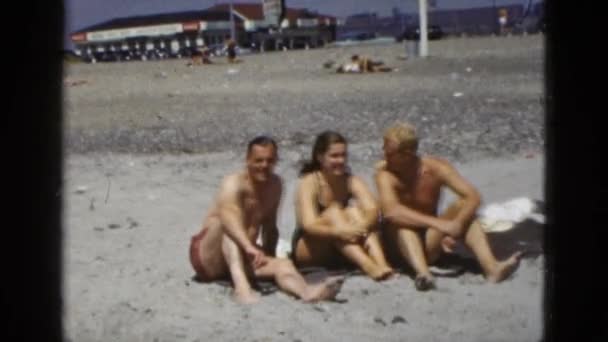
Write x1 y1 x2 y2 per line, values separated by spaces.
374 122 521 291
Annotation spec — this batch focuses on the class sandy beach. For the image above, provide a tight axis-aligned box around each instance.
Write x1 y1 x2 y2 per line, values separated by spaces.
63 35 545 341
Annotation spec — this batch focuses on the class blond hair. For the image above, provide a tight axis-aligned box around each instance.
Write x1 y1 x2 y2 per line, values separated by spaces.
384 122 419 151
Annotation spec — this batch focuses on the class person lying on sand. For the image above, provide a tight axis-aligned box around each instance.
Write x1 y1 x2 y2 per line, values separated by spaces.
187 47 212 66
336 55 394 73
291 131 397 281
374 122 522 291
189 136 344 304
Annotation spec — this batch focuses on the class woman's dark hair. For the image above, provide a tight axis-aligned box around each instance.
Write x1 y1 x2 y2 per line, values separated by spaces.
247 135 277 157
299 131 347 176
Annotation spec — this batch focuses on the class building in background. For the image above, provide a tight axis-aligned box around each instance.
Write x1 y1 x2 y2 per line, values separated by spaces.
337 2 543 41
70 1 337 63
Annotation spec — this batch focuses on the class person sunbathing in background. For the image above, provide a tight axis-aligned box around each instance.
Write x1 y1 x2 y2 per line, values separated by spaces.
187 47 212 66
189 136 343 304
291 131 396 281
374 122 522 291
336 55 394 73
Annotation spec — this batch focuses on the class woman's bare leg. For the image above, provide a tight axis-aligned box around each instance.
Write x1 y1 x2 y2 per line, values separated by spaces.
344 206 395 278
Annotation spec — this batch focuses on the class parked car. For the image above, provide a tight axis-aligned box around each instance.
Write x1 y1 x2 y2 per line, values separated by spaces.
395 25 444 42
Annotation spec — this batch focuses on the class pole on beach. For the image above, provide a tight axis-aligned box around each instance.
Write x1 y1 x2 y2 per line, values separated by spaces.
418 0 428 57
229 0 236 41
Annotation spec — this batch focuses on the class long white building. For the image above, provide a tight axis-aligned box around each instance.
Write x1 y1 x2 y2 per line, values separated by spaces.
70 1 338 62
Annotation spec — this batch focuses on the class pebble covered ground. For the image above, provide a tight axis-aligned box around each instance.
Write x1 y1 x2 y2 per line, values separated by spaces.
64 35 544 163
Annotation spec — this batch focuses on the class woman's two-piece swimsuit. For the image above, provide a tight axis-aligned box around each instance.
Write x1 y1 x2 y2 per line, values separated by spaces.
290 173 353 263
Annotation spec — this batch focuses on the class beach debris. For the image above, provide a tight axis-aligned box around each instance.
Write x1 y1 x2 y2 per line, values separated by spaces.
391 316 407 324
108 223 121 229
89 198 96 211
64 79 88 87
397 54 409 60
453 92 464 97
226 68 239 75
104 176 111 203
75 186 88 194
154 71 168 79
322 60 335 68
93 226 104 231
313 304 328 313
374 317 387 326
466 67 473 72
126 217 139 229
486 98 496 103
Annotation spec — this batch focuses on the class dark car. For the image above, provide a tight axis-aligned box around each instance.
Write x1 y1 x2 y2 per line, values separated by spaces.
395 25 444 42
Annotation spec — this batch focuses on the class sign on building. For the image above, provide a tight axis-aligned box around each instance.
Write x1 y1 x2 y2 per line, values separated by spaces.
262 0 284 26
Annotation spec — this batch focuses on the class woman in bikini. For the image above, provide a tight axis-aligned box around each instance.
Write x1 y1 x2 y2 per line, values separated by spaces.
291 131 396 280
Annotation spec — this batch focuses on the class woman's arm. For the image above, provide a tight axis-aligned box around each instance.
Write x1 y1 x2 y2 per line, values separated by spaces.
348 176 380 231
295 175 338 238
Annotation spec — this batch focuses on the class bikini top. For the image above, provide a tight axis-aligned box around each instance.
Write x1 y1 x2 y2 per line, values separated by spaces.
314 172 353 212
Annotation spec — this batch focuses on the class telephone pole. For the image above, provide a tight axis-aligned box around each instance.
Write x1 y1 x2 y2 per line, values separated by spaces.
418 0 428 57
229 0 236 41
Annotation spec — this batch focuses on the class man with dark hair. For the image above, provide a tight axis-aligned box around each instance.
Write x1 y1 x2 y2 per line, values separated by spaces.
189 136 343 304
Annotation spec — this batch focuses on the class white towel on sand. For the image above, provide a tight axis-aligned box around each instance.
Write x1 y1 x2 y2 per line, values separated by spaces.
477 197 545 233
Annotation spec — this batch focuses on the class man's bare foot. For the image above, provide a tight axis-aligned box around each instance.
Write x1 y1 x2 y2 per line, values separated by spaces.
486 251 523 283
301 276 345 303
414 274 436 291
373 267 399 281
233 289 260 304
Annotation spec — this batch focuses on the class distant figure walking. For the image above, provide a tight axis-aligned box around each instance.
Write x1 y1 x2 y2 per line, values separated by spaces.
498 8 509 35
225 39 241 63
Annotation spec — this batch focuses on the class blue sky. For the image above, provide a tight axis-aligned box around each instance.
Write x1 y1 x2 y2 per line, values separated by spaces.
64 0 540 49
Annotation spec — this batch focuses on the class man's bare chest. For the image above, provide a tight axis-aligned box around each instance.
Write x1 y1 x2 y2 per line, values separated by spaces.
242 195 273 222
395 174 441 209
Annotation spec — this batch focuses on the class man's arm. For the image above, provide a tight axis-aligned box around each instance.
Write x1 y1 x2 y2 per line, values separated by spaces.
375 169 447 231
217 174 266 266
435 159 482 233
261 179 282 257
